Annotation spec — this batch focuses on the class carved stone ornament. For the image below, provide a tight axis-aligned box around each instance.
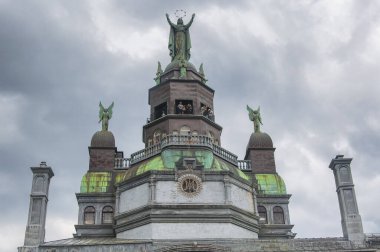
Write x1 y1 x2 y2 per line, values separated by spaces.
177 173 202 197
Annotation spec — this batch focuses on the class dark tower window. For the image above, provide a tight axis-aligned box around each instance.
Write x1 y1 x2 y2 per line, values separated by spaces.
84 206 95 225
175 100 193 114
154 102 167 120
273 206 285 224
258 206 267 224
102 206 113 224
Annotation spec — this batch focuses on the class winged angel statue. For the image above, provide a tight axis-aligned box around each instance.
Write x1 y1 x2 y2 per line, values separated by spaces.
247 105 263 133
99 102 114 131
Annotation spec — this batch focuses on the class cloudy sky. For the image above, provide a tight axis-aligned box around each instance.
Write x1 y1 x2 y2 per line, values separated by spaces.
1 0 380 251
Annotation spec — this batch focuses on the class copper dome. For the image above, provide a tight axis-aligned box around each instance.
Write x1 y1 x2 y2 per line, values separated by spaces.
247 132 273 149
90 131 115 147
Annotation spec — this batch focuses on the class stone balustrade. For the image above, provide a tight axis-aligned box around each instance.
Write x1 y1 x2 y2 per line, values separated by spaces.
114 134 242 168
238 160 252 170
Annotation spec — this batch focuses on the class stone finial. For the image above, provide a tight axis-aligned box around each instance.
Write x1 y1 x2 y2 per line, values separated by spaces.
199 63 208 84
154 61 163 85
329 155 365 246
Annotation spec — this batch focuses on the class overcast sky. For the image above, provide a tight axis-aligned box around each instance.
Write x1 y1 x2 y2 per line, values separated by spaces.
1 1 380 251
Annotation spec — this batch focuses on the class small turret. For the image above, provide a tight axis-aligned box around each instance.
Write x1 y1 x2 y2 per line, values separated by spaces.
245 106 276 173
244 106 295 239
19 162 54 252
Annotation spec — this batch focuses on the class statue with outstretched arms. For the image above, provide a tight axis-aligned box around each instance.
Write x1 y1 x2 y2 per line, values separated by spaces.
166 13 195 61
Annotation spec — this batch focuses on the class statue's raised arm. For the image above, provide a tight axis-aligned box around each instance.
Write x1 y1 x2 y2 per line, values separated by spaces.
166 13 175 27
185 13 195 28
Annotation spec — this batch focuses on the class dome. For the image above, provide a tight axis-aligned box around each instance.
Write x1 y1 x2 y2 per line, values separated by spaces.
247 132 273 149
164 59 197 73
90 130 115 147
255 174 286 195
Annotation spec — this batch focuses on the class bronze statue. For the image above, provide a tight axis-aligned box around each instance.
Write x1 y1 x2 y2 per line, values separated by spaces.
166 13 195 62
247 105 263 133
99 102 114 131
154 61 163 85
199 63 208 84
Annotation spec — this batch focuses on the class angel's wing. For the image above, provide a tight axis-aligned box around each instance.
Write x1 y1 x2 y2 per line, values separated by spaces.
107 102 114 119
246 105 254 121
99 102 105 120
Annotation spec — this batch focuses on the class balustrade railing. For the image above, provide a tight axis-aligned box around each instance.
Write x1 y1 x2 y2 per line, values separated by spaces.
115 134 242 168
212 144 238 165
238 160 252 170
130 143 161 164
114 157 131 169
161 134 214 148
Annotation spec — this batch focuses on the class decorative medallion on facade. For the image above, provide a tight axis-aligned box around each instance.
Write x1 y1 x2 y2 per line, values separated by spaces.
177 173 202 197
177 159 203 197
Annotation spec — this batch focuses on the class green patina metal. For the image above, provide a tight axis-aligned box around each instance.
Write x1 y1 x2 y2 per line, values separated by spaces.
136 155 165 176
161 149 214 169
114 172 125 184
247 105 263 133
255 174 287 195
122 149 249 182
212 157 250 181
80 172 112 193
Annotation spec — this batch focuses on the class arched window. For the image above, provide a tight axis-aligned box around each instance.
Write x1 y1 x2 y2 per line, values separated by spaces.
258 206 267 224
102 206 113 224
273 206 285 224
84 206 95 225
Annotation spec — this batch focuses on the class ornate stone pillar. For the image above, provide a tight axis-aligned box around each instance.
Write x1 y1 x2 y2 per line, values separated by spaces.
329 155 365 246
21 162 54 250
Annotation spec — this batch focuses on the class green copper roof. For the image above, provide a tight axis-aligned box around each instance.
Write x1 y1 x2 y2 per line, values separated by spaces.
255 174 287 195
114 171 125 184
136 155 165 175
80 172 112 193
123 149 249 181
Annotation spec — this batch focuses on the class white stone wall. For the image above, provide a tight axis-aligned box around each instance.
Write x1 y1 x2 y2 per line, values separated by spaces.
117 223 258 239
119 183 149 212
230 184 254 212
117 224 152 239
155 181 225 204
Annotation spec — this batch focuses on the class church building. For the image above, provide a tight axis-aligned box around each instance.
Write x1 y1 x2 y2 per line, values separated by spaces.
18 14 380 252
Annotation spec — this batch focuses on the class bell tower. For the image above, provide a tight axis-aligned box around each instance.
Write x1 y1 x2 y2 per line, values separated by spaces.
142 13 222 148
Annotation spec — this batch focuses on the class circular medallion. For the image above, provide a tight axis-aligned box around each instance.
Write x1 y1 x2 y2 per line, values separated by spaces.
177 173 202 197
